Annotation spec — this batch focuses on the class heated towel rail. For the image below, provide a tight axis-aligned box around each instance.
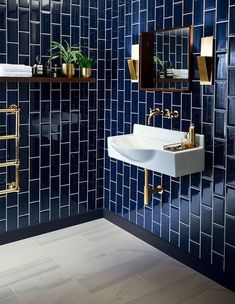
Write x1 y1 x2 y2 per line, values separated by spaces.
0 105 20 195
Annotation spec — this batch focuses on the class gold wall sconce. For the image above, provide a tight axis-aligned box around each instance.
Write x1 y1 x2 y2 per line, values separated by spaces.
197 36 214 85
127 44 139 82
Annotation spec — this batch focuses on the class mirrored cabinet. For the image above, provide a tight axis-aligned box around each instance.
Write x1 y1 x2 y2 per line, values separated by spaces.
140 26 193 92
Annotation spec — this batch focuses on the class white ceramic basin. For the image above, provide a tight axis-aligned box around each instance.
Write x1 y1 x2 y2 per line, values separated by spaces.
108 124 205 177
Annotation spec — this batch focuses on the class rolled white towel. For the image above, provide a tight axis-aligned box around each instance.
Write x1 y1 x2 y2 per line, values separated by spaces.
0 64 32 73
173 69 188 79
0 71 32 77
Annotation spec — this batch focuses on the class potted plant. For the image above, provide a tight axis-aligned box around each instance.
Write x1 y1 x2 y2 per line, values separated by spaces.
76 53 95 78
48 41 82 78
154 54 165 79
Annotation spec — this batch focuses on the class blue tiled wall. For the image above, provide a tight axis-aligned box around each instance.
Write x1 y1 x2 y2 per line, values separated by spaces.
104 0 235 282
0 0 104 233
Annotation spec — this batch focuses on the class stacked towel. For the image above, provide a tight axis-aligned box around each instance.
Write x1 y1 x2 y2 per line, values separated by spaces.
173 69 188 79
0 64 32 77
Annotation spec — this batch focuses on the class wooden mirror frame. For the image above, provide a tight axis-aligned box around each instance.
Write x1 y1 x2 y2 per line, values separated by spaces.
140 26 193 92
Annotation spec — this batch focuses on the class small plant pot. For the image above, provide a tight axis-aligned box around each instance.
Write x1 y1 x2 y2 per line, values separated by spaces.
81 67 91 78
61 63 75 78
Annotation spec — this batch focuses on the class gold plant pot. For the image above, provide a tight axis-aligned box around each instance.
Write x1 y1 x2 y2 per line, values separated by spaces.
61 63 75 78
81 67 91 78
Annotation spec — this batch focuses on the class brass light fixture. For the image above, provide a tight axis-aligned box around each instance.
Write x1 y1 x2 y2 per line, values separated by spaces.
0 105 20 195
127 44 139 82
197 36 214 85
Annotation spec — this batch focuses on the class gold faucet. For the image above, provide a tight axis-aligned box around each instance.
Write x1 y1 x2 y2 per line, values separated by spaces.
147 108 162 125
147 108 179 125
164 109 179 119
163 123 197 152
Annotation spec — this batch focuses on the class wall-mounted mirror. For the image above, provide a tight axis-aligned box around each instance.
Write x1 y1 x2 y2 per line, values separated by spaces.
140 26 193 92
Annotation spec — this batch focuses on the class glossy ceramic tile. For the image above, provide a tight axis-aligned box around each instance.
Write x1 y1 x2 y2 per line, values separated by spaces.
0 0 104 233
104 0 235 287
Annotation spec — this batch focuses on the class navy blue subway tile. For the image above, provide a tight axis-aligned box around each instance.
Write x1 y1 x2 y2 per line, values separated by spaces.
214 140 225 167
216 22 228 51
171 206 179 233
205 10 215 36
214 167 225 196
190 215 200 243
227 157 235 186
215 111 226 138
225 244 235 277
226 187 235 217
0 6 6 29
202 179 212 207
217 54 227 80
31 0 40 21
201 206 212 235
180 223 189 252
201 233 212 264
226 216 235 247
7 20 18 43
213 224 224 255
191 189 200 217
230 7 235 35
215 81 227 109
212 252 224 272
213 196 225 226
205 0 215 9
229 37 235 65
180 198 189 225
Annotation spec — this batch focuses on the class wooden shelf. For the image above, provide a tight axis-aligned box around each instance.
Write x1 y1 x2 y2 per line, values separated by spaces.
154 78 189 83
0 77 96 83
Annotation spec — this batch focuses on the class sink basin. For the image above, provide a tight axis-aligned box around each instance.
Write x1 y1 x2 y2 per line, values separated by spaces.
110 135 160 162
108 124 205 177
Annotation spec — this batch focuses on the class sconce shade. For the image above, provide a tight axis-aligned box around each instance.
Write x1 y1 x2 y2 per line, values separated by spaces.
128 44 139 82
197 36 214 85
197 56 213 85
128 59 138 81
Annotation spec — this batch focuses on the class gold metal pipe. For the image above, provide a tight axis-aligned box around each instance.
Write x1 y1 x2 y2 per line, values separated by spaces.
144 168 149 205
0 161 19 168
15 165 20 191
0 135 19 140
0 107 19 113
15 107 20 190
0 104 20 195
144 167 164 205
0 187 20 195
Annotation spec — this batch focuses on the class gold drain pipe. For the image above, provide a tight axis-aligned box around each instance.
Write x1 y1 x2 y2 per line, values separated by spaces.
144 168 163 206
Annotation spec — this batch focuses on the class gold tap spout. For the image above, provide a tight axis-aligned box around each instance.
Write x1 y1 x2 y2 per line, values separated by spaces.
147 108 162 125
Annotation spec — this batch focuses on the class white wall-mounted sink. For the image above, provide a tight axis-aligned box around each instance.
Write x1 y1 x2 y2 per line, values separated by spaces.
107 124 205 177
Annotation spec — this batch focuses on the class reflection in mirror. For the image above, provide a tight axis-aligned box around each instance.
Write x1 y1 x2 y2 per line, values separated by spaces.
140 26 193 92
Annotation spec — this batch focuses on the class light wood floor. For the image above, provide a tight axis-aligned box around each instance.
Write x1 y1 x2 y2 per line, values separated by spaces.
0 219 234 304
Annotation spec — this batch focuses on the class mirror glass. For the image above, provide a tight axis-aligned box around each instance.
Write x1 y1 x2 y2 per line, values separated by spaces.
140 26 192 92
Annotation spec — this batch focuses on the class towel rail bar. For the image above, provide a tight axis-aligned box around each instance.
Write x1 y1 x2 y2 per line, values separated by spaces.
0 104 20 195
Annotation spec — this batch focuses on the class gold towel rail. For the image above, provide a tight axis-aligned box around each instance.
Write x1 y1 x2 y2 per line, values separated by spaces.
0 106 20 113
0 135 19 140
0 104 20 195
0 161 19 168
